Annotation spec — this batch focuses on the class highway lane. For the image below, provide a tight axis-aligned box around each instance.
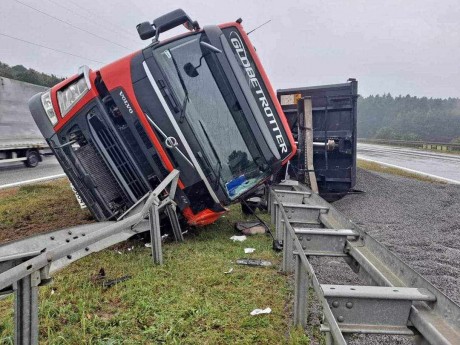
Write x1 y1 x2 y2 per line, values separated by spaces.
0 156 65 188
358 143 460 183
1 144 458 189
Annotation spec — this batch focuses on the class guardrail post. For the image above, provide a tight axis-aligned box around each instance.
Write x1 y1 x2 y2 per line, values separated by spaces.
165 203 183 242
148 204 162 265
14 271 40 345
293 253 308 328
325 329 335 345
275 203 283 244
282 222 294 273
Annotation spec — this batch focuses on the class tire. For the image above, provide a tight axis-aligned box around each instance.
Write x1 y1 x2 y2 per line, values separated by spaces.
24 150 40 168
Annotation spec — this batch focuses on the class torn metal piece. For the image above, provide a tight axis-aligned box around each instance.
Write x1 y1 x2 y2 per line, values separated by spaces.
236 259 272 267
102 275 132 289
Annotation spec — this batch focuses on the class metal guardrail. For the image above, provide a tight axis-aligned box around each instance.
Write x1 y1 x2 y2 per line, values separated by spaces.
359 138 460 151
0 170 182 345
269 181 460 344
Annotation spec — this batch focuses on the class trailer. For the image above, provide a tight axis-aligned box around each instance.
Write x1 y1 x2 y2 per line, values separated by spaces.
277 80 358 201
0 77 48 167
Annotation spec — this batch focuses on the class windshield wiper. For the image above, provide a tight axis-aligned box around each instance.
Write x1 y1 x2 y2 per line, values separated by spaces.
170 53 189 123
199 120 223 190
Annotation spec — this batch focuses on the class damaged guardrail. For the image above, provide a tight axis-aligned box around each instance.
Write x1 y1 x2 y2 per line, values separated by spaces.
0 170 182 345
269 180 460 344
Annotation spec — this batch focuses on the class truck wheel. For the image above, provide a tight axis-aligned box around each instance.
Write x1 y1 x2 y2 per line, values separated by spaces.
24 150 40 168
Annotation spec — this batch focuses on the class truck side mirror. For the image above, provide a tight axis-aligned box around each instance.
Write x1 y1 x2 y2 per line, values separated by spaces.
137 9 200 42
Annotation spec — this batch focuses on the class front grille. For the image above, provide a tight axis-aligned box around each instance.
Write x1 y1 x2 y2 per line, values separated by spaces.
88 114 147 200
74 142 126 204
51 140 107 220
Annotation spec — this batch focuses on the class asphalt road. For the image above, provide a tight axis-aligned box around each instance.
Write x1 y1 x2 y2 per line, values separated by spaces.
0 155 65 188
358 143 460 183
1 144 459 188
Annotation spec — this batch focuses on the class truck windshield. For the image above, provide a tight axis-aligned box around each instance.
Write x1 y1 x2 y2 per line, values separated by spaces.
153 33 271 199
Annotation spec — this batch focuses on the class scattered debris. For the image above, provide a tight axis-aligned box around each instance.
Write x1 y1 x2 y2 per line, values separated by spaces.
117 251 123 254
102 275 132 289
236 259 272 267
90 268 106 283
235 221 266 235
230 235 247 242
244 248 256 254
145 243 152 248
224 268 234 274
250 307 272 316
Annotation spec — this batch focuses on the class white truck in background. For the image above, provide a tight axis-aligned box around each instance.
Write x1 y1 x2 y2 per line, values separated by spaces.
0 77 48 167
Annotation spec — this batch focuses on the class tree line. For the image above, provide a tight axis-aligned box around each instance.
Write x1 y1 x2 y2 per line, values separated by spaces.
358 94 460 143
1 61 459 143
0 61 63 88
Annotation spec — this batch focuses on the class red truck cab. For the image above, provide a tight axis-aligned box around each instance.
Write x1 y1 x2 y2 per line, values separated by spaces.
29 9 296 225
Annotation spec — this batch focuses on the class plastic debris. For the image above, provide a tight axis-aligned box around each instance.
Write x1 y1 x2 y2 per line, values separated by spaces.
236 259 272 267
244 248 256 254
224 268 234 274
145 243 152 248
90 268 106 284
235 221 266 235
250 307 272 316
230 235 247 242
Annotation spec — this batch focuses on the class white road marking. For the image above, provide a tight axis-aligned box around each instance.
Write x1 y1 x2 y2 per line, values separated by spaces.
0 173 67 190
358 157 460 185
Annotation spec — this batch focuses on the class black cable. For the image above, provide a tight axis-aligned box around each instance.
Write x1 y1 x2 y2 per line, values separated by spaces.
14 0 131 51
0 32 105 64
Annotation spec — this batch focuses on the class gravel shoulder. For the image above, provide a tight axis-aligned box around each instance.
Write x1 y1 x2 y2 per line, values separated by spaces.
308 168 460 344
335 168 460 305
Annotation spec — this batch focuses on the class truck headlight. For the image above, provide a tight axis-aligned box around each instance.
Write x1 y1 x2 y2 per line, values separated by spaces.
40 91 58 125
57 77 88 116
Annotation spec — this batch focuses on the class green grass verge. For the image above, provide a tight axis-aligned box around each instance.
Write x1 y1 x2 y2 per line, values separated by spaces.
0 181 311 344
357 159 446 184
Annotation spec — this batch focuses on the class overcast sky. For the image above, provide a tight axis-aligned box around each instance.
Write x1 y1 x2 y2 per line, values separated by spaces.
1 0 459 98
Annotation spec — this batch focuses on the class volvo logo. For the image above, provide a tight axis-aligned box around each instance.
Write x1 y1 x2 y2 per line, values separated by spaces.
119 90 133 114
165 136 178 148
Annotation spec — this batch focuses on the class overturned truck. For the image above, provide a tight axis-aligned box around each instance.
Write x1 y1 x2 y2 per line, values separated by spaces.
29 9 297 226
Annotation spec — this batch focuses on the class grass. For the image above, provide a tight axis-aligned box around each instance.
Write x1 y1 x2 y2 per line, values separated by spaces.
0 179 93 243
0 181 311 344
357 159 446 184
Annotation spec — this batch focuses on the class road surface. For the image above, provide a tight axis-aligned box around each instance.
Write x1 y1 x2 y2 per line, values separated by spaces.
0 156 65 189
358 143 460 183
1 144 459 189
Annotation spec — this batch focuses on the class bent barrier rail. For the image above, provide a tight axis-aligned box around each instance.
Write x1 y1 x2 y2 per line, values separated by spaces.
358 139 460 152
0 170 182 345
269 180 460 344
